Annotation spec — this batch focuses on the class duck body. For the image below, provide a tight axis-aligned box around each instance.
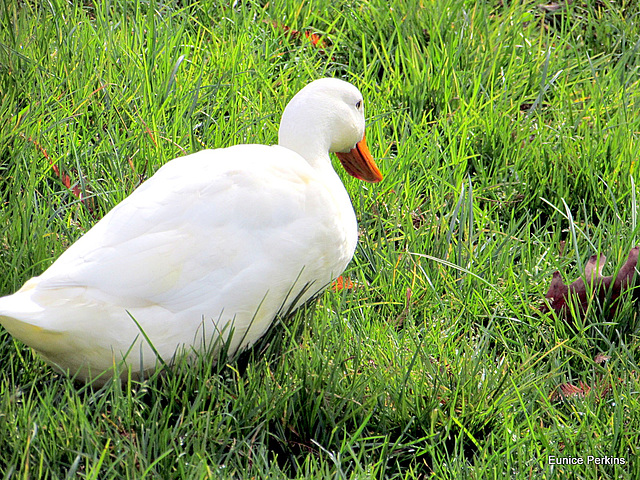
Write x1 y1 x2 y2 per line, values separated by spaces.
0 78 382 383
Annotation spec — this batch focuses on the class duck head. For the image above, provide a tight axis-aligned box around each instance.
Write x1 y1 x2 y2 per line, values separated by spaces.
278 78 383 183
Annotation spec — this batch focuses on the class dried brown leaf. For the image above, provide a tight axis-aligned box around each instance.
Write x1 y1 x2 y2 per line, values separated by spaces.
542 246 639 321
538 1 573 14
550 379 612 403
550 381 590 401
22 135 96 216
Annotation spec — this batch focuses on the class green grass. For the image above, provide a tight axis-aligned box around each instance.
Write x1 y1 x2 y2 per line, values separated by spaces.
1 0 640 477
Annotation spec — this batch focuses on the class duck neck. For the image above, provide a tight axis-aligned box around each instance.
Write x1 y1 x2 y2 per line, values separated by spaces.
280 136 331 170
278 98 335 173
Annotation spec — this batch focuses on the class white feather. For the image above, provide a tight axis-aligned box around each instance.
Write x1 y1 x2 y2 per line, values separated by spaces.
0 78 377 383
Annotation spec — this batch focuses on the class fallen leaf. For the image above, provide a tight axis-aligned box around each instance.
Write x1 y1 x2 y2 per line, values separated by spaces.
266 20 331 53
538 1 573 14
594 353 611 364
22 135 96 215
331 275 356 292
550 381 590 401
542 246 639 321
550 379 612 403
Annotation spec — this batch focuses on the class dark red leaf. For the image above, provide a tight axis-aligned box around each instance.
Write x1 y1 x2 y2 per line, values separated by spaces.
542 247 639 321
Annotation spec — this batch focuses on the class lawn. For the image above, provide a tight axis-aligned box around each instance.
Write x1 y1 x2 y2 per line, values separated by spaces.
1 0 640 478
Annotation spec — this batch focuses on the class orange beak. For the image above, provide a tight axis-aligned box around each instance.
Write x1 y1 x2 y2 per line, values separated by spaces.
335 136 383 183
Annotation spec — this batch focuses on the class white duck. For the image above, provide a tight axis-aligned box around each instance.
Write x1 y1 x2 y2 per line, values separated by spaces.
0 78 382 383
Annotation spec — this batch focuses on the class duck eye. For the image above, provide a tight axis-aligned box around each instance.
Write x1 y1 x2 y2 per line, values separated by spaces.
355 100 362 109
